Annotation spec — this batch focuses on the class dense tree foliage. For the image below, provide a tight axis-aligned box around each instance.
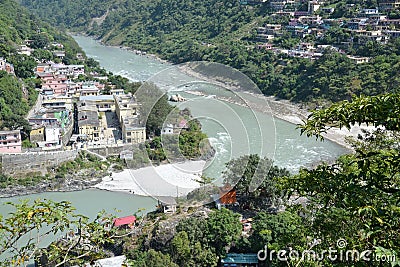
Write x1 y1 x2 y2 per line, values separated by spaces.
128 249 179 267
285 93 400 266
0 71 35 132
223 154 290 210
0 199 119 266
166 208 241 266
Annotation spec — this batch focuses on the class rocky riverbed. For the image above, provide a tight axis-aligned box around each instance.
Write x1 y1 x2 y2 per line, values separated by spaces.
0 168 108 198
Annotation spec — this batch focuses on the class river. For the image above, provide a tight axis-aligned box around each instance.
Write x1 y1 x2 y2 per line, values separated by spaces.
0 35 347 233
73 35 347 176
0 35 350 263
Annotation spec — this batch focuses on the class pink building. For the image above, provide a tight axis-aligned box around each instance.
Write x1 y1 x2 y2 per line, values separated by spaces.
0 130 22 153
43 77 68 95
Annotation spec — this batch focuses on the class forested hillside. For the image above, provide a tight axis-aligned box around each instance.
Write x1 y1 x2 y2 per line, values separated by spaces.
0 0 83 132
20 0 400 105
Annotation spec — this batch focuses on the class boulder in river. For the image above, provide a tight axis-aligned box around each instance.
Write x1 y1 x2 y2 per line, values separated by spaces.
169 94 186 102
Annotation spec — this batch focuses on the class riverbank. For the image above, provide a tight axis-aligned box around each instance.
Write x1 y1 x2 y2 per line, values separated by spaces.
70 32 169 64
0 176 103 198
93 160 205 197
0 159 207 199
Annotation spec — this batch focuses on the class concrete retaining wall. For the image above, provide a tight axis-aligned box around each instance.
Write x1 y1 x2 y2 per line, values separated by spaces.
88 144 130 157
0 150 79 175
62 123 74 145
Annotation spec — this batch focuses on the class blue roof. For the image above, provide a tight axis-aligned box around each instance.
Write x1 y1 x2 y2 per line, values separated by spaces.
80 95 114 101
221 253 259 264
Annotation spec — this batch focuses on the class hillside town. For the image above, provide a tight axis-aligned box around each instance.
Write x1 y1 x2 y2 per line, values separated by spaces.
0 42 149 154
246 0 400 62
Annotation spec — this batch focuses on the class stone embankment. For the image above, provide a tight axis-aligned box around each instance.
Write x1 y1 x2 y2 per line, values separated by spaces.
0 150 79 176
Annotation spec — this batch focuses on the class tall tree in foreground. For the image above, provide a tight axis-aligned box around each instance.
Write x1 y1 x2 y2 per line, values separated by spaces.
0 199 118 266
282 93 400 265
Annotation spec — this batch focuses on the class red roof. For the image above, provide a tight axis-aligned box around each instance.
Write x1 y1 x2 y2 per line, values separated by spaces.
113 215 136 227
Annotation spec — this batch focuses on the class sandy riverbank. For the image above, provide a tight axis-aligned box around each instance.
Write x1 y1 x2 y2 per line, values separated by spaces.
93 161 206 197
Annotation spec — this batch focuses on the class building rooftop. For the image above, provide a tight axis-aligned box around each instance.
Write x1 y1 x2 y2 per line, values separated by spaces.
157 196 177 205
0 130 20 135
221 253 259 264
79 95 114 102
113 216 136 227
123 116 144 129
78 110 100 127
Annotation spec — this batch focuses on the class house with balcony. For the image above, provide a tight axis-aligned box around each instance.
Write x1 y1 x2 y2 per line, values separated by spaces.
355 30 388 44
30 125 46 143
378 18 400 29
121 117 146 144
379 0 400 12
114 93 146 144
80 95 115 112
29 107 72 135
37 126 62 150
114 94 140 123
17 45 34 56
0 57 14 74
0 130 22 153
347 55 370 64
78 109 101 142
42 76 68 96
384 29 400 38
78 82 100 96
52 51 65 59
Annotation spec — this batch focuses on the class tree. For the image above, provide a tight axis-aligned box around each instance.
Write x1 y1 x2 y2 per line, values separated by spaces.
135 83 174 136
283 93 400 265
129 249 179 267
223 155 289 210
170 231 191 266
299 93 400 139
30 33 50 49
206 208 242 258
0 199 118 266
32 49 53 62
249 211 307 253
9 54 36 79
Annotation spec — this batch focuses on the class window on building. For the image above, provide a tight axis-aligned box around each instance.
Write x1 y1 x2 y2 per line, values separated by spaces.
127 132 131 136
127 138 132 143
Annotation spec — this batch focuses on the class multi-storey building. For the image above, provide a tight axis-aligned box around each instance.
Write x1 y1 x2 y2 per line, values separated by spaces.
0 130 22 153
